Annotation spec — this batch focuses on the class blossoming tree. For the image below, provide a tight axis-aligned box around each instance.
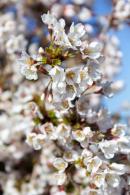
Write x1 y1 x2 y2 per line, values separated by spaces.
0 1 130 195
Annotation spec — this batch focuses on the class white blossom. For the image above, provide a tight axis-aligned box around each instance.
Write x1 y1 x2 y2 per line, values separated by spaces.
68 23 85 48
92 173 105 188
41 11 57 29
63 150 79 162
97 109 113 132
40 122 57 140
106 173 120 188
72 130 86 142
65 67 81 85
83 127 93 137
111 124 126 137
81 41 103 60
26 133 46 150
56 123 71 139
19 51 41 80
86 156 102 174
99 140 118 159
49 173 66 185
6 35 27 54
53 158 68 172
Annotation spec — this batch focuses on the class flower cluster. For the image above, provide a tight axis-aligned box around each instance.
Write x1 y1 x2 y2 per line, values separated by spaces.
0 12 26 55
112 0 130 26
17 12 130 195
19 12 106 109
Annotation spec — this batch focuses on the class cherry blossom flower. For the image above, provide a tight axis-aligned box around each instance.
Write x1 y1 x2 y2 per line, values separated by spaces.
99 140 118 159
81 41 103 60
19 51 41 80
53 158 68 172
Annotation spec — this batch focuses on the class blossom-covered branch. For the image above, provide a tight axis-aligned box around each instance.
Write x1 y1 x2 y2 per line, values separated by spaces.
18 12 130 195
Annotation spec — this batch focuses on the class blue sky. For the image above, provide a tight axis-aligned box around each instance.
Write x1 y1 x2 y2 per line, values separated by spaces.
105 26 130 113
93 0 130 113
